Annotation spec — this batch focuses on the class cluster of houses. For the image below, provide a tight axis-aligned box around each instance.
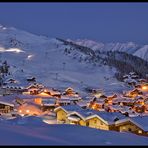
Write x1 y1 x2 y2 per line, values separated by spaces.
0 76 147 137
54 104 148 136
0 83 82 116
88 82 148 116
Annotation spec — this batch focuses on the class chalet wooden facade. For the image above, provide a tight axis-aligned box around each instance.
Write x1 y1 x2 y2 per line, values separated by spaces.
0 101 14 114
115 117 148 136
54 105 126 131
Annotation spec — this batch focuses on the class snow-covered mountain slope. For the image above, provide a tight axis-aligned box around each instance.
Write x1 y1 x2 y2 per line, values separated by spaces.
0 25 129 95
70 39 148 61
133 45 148 61
0 121 148 145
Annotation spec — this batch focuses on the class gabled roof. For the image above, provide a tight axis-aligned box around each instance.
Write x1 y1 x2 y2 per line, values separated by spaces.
65 87 74 92
60 96 81 101
67 109 126 125
131 116 148 132
42 99 56 106
76 101 88 107
67 110 88 121
86 111 126 125
57 98 71 103
67 115 81 122
0 101 14 107
54 105 82 113
108 105 122 110
115 115 148 132
2 85 24 90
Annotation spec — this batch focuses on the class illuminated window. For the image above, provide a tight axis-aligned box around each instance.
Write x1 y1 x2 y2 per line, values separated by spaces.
122 127 126 130
138 130 142 134
26 110 30 113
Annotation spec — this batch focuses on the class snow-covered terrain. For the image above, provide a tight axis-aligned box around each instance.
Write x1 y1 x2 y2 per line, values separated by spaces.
0 24 148 145
0 24 129 95
0 117 148 145
70 39 148 61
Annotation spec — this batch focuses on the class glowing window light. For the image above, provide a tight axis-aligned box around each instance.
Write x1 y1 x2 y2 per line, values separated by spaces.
44 89 48 92
26 110 30 113
142 86 148 90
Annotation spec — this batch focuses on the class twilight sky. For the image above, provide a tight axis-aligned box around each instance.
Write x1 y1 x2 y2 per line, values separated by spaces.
0 2 148 44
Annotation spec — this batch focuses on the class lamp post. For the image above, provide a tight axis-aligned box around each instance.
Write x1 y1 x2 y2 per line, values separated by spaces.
62 62 66 71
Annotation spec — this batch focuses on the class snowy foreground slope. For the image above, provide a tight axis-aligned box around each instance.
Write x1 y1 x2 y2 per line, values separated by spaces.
0 121 148 145
0 25 129 94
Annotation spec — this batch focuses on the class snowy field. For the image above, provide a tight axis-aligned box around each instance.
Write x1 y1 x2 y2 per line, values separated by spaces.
0 25 147 146
0 120 148 145
0 25 130 96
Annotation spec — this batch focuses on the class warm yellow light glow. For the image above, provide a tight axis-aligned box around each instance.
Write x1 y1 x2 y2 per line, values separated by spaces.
92 106 95 109
138 130 142 134
44 89 48 92
34 98 42 105
38 92 50 96
26 110 30 113
94 93 102 98
142 86 148 90
19 110 22 113
92 104 96 110
141 102 144 105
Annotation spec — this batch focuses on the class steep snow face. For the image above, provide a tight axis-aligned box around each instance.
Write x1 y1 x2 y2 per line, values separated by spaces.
72 39 139 53
0 25 129 94
71 39 148 61
134 45 148 61
67 39 105 51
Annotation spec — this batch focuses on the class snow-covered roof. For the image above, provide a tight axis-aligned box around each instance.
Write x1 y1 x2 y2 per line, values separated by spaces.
2 85 25 89
128 113 139 117
26 83 44 89
86 111 126 125
116 115 148 132
15 94 38 99
67 115 81 122
68 109 126 125
0 95 24 107
134 116 148 131
76 101 88 107
121 98 135 103
58 99 71 103
119 106 132 113
74 109 94 119
108 105 122 110
54 105 82 113
124 78 137 83
49 90 61 95
61 96 81 101
123 74 129 78
112 98 122 103
42 99 56 106
134 104 143 107
135 96 144 100
129 72 136 75
103 92 116 97
0 101 14 107
95 99 105 104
